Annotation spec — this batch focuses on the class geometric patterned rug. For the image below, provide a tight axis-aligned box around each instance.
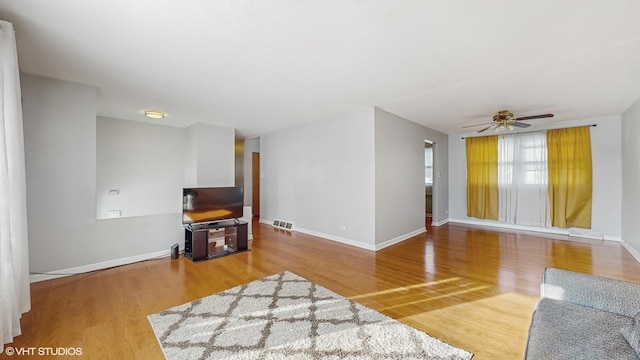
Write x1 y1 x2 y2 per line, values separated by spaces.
148 271 473 360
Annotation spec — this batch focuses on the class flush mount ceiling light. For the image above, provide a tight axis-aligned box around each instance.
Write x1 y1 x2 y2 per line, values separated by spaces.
144 110 165 119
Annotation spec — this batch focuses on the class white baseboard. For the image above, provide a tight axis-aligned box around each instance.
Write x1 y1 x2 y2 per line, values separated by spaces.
259 218 424 251
29 249 173 283
374 228 426 250
448 218 624 243
32 220 637 283
431 218 449 227
294 227 377 251
620 238 640 264
448 218 568 236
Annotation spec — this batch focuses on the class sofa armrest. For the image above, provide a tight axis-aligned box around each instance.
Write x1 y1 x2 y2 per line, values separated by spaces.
541 267 640 317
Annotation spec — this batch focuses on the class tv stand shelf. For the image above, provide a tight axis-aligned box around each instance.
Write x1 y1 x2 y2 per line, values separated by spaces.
184 220 248 262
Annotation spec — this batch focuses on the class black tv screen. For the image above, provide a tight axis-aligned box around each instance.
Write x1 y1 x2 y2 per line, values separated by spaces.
182 187 244 225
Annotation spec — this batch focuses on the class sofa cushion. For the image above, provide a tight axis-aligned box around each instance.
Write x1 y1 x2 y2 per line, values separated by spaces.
621 311 640 357
525 298 636 360
541 267 640 318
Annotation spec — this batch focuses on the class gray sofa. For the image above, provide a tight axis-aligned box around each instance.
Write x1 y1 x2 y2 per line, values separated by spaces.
525 267 640 359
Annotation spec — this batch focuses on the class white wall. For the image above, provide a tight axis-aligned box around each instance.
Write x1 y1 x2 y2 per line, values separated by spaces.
260 109 377 248
183 125 198 187
260 107 450 250
243 137 260 210
96 117 185 219
374 108 449 246
622 99 640 258
22 74 236 274
448 116 622 239
188 122 235 187
22 74 101 272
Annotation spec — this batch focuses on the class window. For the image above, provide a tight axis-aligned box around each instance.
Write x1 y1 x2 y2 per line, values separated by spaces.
425 146 433 185
498 133 550 226
466 126 592 229
499 134 548 186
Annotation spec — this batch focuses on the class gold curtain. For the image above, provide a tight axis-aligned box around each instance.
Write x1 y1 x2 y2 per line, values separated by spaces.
466 136 499 220
547 126 593 228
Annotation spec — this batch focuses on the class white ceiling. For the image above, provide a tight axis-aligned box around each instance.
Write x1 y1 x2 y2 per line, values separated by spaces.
2 1 640 137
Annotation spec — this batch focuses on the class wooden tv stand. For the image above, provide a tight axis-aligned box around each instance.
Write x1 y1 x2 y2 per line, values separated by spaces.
184 220 249 262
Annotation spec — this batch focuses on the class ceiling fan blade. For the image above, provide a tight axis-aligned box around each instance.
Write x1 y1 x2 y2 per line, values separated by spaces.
462 122 493 129
515 114 554 121
478 124 495 133
511 121 531 128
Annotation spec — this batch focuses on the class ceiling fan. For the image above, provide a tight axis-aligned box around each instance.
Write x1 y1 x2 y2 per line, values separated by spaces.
463 110 554 133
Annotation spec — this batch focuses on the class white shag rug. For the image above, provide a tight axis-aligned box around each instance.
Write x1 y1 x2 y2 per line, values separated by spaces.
148 271 473 359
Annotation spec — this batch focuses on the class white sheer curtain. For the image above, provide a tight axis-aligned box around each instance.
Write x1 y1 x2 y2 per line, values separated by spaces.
498 132 551 227
0 20 30 352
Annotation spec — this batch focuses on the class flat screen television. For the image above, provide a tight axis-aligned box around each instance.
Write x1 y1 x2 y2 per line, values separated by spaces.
182 186 244 225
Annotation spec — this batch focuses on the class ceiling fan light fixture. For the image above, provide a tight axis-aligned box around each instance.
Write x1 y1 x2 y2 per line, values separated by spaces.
144 110 165 119
494 120 514 133
464 110 553 134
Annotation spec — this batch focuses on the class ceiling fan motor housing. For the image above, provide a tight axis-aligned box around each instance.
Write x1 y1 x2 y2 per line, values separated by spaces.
493 110 515 123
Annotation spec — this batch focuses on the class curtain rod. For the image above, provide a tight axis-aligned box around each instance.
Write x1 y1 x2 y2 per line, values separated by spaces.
461 124 597 139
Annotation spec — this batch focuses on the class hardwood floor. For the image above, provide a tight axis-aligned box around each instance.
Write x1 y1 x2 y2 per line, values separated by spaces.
5 221 640 359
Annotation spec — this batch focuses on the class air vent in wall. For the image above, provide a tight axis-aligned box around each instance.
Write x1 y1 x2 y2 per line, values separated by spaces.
568 228 603 240
272 219 293 231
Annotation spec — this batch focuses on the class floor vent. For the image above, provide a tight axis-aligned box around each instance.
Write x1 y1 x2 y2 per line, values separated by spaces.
272 220 293 231
569 228 604 240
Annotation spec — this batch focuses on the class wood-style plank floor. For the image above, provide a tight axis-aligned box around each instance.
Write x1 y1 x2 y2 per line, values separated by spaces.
5 221 640 359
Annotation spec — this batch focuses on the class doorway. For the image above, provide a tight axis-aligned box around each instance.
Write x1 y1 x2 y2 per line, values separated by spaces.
252 152 260 219
425 141 433 230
